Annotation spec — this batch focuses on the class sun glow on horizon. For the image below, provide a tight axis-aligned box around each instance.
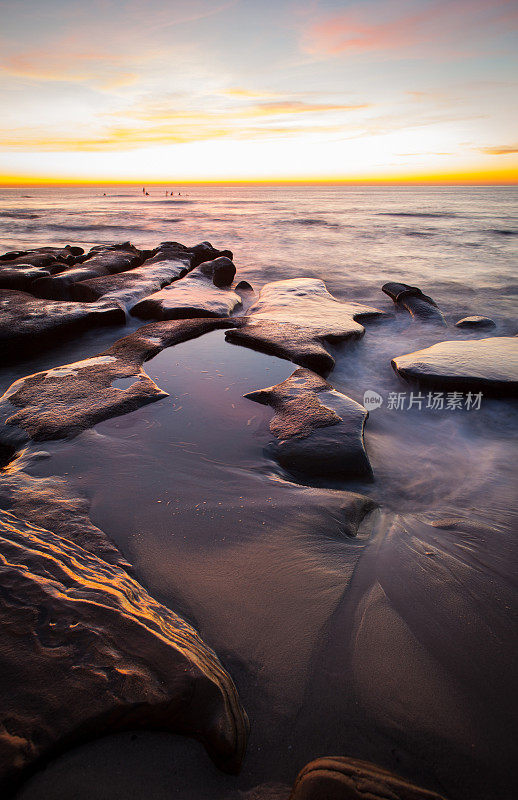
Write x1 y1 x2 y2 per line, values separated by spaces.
1 0 517 184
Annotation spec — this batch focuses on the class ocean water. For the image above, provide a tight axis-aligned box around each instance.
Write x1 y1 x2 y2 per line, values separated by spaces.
1 185 517 800
1 183 517 321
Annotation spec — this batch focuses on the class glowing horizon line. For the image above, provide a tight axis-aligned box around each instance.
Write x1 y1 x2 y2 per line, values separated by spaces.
1 169 517 187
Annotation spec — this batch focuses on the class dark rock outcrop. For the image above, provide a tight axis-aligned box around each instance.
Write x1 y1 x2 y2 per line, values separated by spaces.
0 266 50 291
383 282 446 324
0 317 234 443
245 368 372 480
0 246 83 270
455 315 496 329
0 508 248 796
132 258 241 320
0 290 125 363
226 278 387 375
289 757 447 799
391 336 518 395
31 243 144 300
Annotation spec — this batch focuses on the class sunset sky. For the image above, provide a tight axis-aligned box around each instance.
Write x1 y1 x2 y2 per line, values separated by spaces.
1 0 517 183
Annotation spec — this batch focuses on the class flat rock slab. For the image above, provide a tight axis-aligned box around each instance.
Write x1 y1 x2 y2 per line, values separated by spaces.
0 317 234 443
0 290 125 363
383 282 446 325
226 278 387 375
245 367 372 480
0 508 248 795
290 757 446 799
132 259 241 320
392 336 518 395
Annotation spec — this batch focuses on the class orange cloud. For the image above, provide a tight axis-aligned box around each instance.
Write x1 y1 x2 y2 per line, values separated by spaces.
480 144 518 155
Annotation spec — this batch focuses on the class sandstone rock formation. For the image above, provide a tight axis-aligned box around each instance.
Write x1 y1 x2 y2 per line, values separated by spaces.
226 279 387 375
245 368 372 480
0 450 128 568
391 336 518 395
0 509 248 796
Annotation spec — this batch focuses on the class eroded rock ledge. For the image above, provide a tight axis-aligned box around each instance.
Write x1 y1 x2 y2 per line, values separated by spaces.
226 278 387 375
245 368 372 480
0 509 248 796
0 290 125 363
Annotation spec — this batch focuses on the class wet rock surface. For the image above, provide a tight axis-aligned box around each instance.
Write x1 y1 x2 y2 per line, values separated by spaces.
31 243 144 300
0 290 125 363
391 336 518 395
226 278 387 374
383 282 446 324
0 266 50 291
455 315 496 329
132 258 241 319
70 242 227 309
0 246 84 271
0 450 129 567
0 318 233 443
0 508 248 796
289 757 447 799
245 367 372 480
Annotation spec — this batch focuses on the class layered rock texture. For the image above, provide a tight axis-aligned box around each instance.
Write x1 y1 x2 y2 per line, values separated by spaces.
226 278 387 374
0 509 248 796
392 336 518 395
289 757 447 800
245 368 372 480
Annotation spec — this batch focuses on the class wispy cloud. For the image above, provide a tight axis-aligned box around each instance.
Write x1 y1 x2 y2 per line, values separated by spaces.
299 0 518 59
479 144 518 155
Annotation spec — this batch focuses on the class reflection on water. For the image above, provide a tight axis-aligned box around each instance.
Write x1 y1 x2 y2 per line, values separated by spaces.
20 323 518 799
